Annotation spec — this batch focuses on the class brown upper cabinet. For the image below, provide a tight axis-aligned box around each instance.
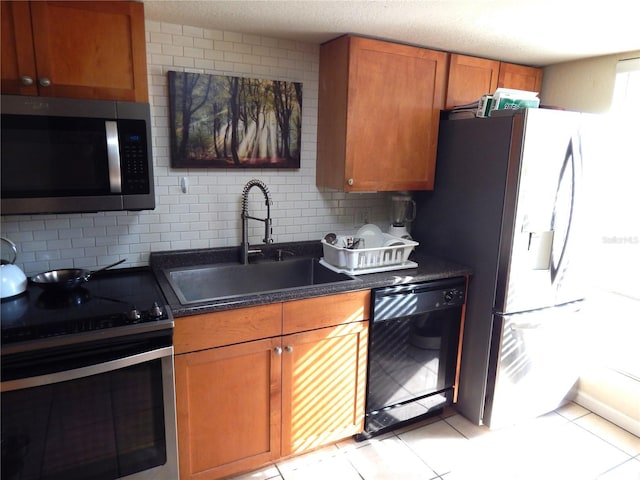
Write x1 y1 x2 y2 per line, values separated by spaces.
317 35 448 192
1 1 148 102
445 53 543 109
497 61 543 93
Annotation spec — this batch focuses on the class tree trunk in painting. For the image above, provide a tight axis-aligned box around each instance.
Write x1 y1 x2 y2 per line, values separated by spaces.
294 82 303 162
212 102 222 159
228 77 241 166
168 74 178 161
273 80 293 160
176 73 212 162
245 79 265 159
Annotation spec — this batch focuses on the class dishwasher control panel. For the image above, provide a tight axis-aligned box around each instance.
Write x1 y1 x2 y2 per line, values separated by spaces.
372 277 466 322
442 287 465 306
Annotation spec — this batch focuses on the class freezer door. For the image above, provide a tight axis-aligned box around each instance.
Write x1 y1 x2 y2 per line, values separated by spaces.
497 109 588 314
483 300 584 429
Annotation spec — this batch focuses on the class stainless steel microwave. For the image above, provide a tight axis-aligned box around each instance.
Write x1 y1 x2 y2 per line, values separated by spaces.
1 95 155 215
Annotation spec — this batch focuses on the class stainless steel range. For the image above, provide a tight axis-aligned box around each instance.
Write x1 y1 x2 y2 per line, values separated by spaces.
1 268 178 480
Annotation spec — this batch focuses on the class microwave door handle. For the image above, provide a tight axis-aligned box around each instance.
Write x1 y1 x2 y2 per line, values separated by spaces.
105 120 122 193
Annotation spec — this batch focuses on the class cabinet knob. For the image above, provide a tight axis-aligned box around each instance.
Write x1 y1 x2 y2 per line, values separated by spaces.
285 345 293 353
20 76 34 86
347 178 354 186
274 346 283 355
39 77 51 87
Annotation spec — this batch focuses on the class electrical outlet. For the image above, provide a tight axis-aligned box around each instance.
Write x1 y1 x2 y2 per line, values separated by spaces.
354 208 370 227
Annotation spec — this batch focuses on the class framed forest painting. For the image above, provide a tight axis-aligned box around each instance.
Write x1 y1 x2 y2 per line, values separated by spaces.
168 71 302 168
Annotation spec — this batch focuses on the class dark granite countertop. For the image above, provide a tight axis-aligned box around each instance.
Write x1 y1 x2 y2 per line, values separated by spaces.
150 241 472 317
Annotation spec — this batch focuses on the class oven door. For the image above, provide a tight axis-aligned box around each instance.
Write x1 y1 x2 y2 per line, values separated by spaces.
1 333 178 480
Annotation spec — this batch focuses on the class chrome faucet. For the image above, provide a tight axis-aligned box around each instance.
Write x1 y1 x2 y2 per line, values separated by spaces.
240 179 273 264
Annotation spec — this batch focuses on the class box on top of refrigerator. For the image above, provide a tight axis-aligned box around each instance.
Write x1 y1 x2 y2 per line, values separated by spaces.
491 88 540 113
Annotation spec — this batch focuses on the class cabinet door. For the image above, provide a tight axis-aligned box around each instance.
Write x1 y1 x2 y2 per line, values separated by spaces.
317 35 447 192
28 1 148 101
347 37 447 191
498 62 543 93
445 54 500 109
1 1 38 95
175 337 282 480
281 321 368 456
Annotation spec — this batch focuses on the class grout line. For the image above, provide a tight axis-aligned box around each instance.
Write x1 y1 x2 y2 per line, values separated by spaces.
570 412 640 458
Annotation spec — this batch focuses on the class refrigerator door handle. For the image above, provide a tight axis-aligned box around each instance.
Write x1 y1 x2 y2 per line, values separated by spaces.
550 135 579 283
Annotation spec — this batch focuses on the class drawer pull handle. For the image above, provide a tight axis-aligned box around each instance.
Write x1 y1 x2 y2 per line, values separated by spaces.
274 346 283 355
285 345 293 353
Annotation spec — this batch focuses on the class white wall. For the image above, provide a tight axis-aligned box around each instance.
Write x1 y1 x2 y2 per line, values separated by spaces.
542 50 640 113
1 21 389 276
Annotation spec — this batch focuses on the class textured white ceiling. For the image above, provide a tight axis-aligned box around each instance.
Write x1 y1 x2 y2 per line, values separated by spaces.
143 0 640 66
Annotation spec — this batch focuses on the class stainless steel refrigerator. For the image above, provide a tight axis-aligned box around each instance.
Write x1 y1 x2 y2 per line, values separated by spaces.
413 108 600 429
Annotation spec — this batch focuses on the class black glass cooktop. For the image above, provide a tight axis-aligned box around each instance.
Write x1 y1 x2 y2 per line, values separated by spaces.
1 267 173 353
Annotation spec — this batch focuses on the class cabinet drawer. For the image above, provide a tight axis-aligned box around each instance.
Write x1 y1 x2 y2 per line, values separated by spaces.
282 290 370 335
174 303 283 354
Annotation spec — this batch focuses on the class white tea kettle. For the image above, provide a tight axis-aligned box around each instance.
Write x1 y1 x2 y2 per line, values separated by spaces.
1 237 28 299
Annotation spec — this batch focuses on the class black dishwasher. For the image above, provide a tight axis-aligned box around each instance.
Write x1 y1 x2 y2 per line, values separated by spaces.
358 277 466 439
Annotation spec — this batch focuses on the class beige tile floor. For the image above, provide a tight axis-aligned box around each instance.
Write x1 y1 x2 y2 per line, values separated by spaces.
230 403 640 480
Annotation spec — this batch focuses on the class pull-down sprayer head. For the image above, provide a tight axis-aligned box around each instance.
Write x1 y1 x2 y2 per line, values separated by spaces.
242 179 272 215
240 179 273 264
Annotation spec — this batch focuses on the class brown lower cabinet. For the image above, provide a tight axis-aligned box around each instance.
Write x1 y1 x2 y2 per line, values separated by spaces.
174 291 370 480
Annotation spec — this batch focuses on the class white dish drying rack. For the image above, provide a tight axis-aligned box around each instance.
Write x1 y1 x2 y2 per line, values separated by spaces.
320 233 418 275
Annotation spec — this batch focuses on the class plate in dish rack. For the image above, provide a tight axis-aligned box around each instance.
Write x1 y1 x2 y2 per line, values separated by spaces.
356 224 384 248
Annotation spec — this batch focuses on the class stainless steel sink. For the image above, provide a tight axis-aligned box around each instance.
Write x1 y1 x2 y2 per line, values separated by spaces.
164 258 359 304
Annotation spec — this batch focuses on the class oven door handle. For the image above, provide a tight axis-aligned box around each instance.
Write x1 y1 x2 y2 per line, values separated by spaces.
1 346 173 393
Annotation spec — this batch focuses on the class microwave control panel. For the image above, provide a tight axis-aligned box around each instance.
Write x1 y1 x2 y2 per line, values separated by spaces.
119 119 150 194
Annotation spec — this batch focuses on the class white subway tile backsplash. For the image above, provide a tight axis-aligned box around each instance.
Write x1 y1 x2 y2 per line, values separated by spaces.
193 37 214 50
1 20 391 275
150 31 173 45
223 31 243 42
160 23 182 35
69 238 94 248
162 44 183 56
96 237 119 247
151 53 173 66
184 47 204 59
35 250 60 262
173 35 195 48
145 20 161 33
173 56 195 68
194 59 215 70
215 40 234 51
182 26 203 38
